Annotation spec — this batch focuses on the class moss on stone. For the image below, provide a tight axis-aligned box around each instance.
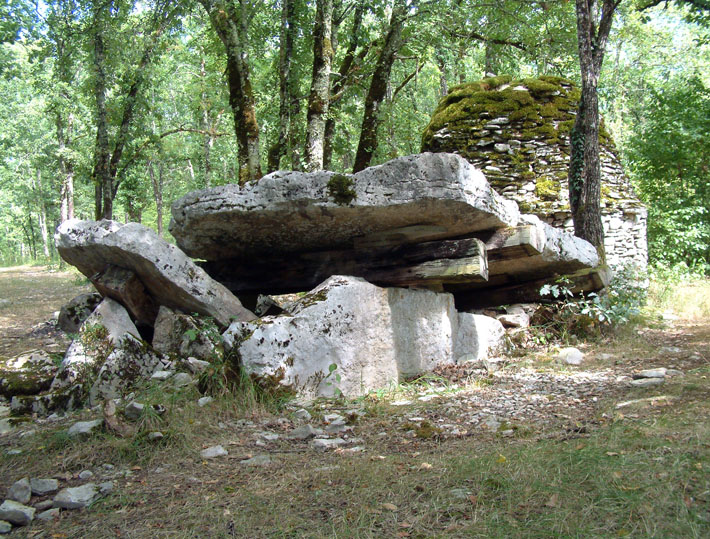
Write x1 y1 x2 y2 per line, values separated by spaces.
536 176 562 200
327 174 357 205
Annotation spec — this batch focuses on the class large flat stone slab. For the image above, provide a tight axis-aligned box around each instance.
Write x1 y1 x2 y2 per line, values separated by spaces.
55 219 255 326
170 153 519 260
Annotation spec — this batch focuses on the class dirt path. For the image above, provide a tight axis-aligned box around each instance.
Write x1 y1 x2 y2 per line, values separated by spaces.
0 266 91 358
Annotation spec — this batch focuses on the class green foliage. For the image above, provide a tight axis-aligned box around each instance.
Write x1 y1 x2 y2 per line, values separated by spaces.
626 76 710 272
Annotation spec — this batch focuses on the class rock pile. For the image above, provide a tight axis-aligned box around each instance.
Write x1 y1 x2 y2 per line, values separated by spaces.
421 76 647 269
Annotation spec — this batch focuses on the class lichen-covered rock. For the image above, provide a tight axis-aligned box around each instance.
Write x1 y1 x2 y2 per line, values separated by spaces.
8 477 31 504
421 75 647 268
0 350 57 398
152 306 223 362
55 219 255 326
57 293 102 334
10 383 84 416
53 483 100 509
223 276 499 399
0 500 35 525
170 152 519 261
51 298 138 391
87 334 171 406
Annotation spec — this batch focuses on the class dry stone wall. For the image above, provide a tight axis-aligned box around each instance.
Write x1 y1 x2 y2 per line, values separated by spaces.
421 75 647 268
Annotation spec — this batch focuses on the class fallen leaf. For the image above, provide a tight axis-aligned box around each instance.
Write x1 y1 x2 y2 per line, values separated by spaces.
575 443 585 450
419 462 433 470
606 452 619 456
612 471 623 479
545 493 559 508
496 454 507 464
399 521 412 528
382 503 398 511
468 495 478 505
396 532 410 538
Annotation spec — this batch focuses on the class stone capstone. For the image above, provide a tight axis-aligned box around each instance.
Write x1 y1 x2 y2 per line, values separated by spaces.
170 152 519 260
223 276 505 399
55 219 255 326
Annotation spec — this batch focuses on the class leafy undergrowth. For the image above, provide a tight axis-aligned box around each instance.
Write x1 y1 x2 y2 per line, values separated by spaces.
0 268 708 537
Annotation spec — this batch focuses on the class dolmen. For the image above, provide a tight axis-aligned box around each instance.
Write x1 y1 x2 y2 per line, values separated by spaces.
7 153 605 412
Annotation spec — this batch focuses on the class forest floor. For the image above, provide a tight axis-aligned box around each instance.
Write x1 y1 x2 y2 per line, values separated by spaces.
0 266 709 538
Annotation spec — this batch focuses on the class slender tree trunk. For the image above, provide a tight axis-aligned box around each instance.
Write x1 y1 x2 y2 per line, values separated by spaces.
200 0 262 183
92 8 110 219
268 0 296 173
568 0 619 259
199 58 214 186
353 1 407 173
33 169 50 258
304 0 334 172
148 160 164 237
324 3 364 170
436 53 448 97
57 113 75 221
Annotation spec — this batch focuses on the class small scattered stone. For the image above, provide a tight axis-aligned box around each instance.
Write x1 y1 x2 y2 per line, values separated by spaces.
390 400 413 406
634 368 666 379
288 424 319 440
173 372 193 387
53 483 99 509
98 482 114 496
124 401 145 421
240 454 272 466
102 464 115 471
67 419 103 438
198 396 213 407
630 378 664 388
200 445 228 459
450 488 473 500
0 419 12 435
293 408 311 421
148 431 164 441
558 347 584 365
666 369 684 377
0 521 10 534
615 396 676 409
483 415 501 431
0 499 35 525
78 470 94 480
34 500 54 511
325 421 348 434
5 449 22 456
323 413 344 423
661 345 681 353
36 507 60 522
8 477 31 504
151 370 173 381
312 438 347 451
185 357 210 374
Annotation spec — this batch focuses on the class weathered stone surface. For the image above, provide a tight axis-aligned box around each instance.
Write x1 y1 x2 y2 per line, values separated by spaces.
152 306 223 362
67 419 103 438
52 298 138 391
36 508 60 521
558 347 584 365
200 445 227 459
58 293 102 333
0 500 35 525
454 314 505 363
10 384 84 416
30 478 59 496
8 477 31 504
634 368 667 379
223 276 496 399
53 483 99 509
55 219 255 326
87 334 169 406
0 350 57 398
0 520 10 533
91 265 158 327
124 401 144 421
170 153 519 261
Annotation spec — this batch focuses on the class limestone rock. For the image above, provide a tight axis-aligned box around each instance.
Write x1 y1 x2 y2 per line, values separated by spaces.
184 357 210 374
53 483 99 509
172 372 193 388
124 401 145 421
634 368 667 379
10 384 84 416
197 396 213 407
8 477 31 504
0 520 10 533
454 314 505 363
0 350 57 398
0 500 35 525
55 219 255 326
629 378 664 388
57 293 102 334
52 298 139 391
67 419 103 438
170 153 519 261
312 438 347 451
558 347 584 366
36 508 60 522
288 424 319 440
30 478 59 496
224 276 467 399
87 334 169 406
200 445 227 459
152 306 223 362
240 454 272 466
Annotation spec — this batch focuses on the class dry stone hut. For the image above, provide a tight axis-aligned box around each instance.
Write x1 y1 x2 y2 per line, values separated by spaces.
421 75 647 268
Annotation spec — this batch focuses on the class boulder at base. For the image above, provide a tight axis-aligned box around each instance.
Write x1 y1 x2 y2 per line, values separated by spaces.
0 350 58 398
223 276 505 399
55 219 255 326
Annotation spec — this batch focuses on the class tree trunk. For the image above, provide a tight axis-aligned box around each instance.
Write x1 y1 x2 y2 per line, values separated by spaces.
568 0 619 259
304 0 334 172
353 1 407 173
200 0 262 183
148 160 164 237
57 113 75 221
33 169 50 258
92 8 111 220
324 3 364 170
436 53 448 97
267 0 296 173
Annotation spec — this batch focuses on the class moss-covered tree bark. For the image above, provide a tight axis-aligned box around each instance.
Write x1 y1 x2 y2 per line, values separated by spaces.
352 0 407 173
304 0 334 172
568 0 621 259
200 0 262 183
